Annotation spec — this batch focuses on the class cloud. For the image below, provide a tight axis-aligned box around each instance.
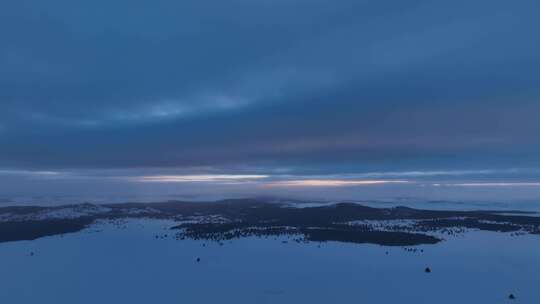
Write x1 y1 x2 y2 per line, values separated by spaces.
134 174 268 183
1 0 540 171
442 182 540 187
0 169 61 176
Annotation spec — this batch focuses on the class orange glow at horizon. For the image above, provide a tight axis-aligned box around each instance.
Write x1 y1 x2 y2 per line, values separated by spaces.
262 179 409 187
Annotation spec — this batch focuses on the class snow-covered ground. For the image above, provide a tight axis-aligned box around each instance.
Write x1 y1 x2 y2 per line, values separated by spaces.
0 218 538 303
0 204 113 222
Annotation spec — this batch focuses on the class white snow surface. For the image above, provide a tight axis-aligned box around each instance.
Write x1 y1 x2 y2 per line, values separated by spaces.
0 218 538 303
0 204 112 222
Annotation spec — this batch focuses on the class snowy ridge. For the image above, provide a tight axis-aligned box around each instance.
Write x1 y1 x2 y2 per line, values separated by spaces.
0 204 112 222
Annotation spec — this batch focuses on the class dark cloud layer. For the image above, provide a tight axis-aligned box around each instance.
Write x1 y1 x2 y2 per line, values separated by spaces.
1 0 540 171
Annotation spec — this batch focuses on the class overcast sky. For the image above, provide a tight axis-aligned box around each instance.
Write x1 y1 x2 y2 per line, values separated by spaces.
1 0 540 202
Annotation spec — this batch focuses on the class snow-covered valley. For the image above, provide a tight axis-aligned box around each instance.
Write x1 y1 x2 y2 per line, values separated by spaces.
0 218 538 303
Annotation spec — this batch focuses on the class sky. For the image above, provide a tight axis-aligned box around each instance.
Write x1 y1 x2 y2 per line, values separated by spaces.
1 0 540 204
